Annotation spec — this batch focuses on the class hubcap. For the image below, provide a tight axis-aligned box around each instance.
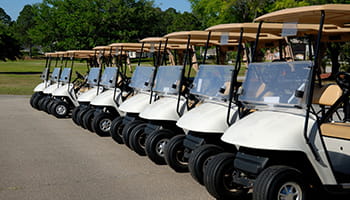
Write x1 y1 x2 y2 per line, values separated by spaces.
99 118 112 132
278 182 303 200
156 138 169 157
56 105 67 115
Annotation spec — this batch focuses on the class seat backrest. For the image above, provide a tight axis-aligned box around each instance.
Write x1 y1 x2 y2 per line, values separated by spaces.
320 122 350 140
312 84 342 106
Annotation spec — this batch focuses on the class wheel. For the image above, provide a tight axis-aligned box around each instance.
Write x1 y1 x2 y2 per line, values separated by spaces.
32 93 44 110
122 120 143 149
91 112 114 136
38 97 50 111
52 101 70 118
164 135 188 172
204 152 248 200
253 166 307 200
30 92 39 108
71 105 81 126
145 129 174 165
129 123 148 156
47 99 59 114
110 117 125 144
82 109 95 131
76 107 90 127
189 144 224 185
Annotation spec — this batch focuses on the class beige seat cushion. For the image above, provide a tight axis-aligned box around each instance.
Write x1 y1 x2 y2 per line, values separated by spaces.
321 122 350 140
313 84 342 106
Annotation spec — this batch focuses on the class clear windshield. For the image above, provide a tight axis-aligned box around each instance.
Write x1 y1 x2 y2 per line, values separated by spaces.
40 67 49 81
129 66 155 90
239 61 312 107
190 65 234 101
59 68 72 83
100 67 118 88
153 66 183 95
87 67 101 86
50 68 61 82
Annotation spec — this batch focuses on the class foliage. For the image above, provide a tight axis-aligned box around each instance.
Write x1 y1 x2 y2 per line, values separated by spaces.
0 8 21 61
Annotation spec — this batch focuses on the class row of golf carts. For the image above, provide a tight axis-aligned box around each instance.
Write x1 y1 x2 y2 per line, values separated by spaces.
30 4 350 200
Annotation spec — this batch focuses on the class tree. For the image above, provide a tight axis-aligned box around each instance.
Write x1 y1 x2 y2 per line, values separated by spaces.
14 5 36 57
0 8 21 61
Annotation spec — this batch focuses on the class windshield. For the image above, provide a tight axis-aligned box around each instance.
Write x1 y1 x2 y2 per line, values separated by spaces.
129 66 155 90
50 68 61 82
153 66 183 95
191 65 234 100
100 67 118 88
239 61 312 107
87 67 101 86
40 67 49 81
59 68 71 83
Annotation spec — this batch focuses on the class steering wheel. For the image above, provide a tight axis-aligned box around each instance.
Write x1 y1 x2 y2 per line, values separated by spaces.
336 72 350 90
75 71 85 80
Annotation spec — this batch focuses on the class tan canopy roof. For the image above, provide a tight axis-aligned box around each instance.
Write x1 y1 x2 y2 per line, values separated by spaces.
254 4 350 26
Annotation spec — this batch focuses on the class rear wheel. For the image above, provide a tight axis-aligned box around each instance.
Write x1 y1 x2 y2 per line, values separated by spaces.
82 109 95 131
32 93 44 109
145 129 174 165
110 116 125 144
122 120 143 149
52 101 70 118
129 123 148 156
204 152 248 200
253 166 307 200
92 112 114 136
189 144 224 185
30 92 39 108
39 97 50 112
164 135 188 172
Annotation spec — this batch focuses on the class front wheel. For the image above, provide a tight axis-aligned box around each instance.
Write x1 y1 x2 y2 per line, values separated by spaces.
92 112 114 136
204 152 248 200
145 129 174 165
71 106 81 126
253 166 307 200
164 135 188 172
110 116 124 144
122 120 143 149
82 109 95 131
52 101 70 118
129 123 148 156
188 144 224 185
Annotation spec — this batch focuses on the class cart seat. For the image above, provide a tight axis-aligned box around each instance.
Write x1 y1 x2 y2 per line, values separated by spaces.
312 84 342 106
321 122 350 140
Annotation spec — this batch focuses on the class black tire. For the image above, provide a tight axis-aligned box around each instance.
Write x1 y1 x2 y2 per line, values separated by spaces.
109 117 125 144
253 166 307 200
91 112 114 136
145 129 174 165
189 144 224 185
32 93 44 110
129 123 148 156
71 106 81 126
52 101 70 118
164 135 188 172
82 109 95 131
204 152 248 200
122 120 143 149
39 97 50 111
30 92 39 108
37 96 46 111
47 99 58 114
76 107 90 127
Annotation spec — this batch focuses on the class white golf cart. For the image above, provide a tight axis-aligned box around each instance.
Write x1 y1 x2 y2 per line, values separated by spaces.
203 4 350 200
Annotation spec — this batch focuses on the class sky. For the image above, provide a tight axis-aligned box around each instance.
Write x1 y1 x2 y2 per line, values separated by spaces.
0 0 192 21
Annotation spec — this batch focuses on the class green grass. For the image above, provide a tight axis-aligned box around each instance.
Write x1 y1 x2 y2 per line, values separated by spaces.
0 60 89 95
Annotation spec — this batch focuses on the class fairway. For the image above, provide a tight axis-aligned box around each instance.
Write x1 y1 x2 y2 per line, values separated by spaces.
0 60 88 95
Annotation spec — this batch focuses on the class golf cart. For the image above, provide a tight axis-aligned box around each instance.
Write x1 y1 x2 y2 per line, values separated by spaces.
30 52 56 110
203 4 350 200
109 38 166 144
81 43 142 136
72 46 112 126
47 50 92 118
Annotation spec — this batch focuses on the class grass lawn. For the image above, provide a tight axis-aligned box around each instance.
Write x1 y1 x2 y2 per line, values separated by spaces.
0 59 88 95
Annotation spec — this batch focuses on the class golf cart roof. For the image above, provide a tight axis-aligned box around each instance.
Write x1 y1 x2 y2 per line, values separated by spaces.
66 50 95 59
254 4 350 26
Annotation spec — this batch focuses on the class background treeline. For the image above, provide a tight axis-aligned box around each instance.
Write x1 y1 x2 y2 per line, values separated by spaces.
0 0 349 61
